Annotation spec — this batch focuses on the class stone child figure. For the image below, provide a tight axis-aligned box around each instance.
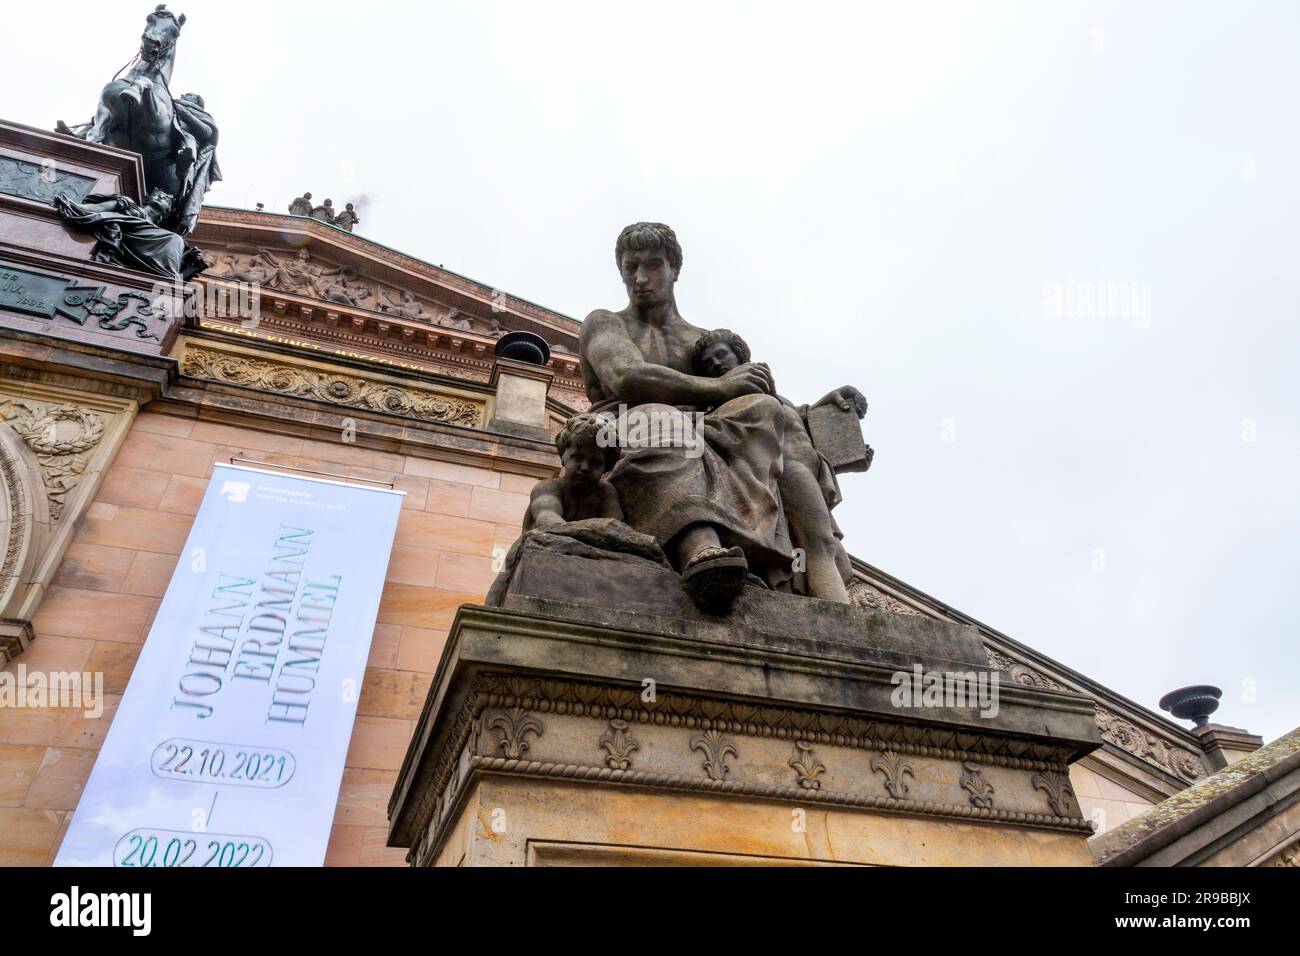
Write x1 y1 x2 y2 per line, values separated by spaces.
693 329 856 604
522 413 623 532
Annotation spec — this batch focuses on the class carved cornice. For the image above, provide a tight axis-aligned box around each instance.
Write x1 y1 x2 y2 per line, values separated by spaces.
1093 707 1207 783
983 646 1207 784
407 670 1093 863
178 342 485 428
849 558 1217 793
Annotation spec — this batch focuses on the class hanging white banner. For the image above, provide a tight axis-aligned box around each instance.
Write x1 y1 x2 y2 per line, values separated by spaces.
55 463 404 868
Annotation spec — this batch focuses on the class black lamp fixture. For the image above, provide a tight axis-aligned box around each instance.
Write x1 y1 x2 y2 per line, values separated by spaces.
1158 685 1222 728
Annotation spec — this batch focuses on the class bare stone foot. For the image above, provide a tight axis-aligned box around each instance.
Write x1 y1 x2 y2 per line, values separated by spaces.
681 545 747 615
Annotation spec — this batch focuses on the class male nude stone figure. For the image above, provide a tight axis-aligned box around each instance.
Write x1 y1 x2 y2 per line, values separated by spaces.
581 223 811 614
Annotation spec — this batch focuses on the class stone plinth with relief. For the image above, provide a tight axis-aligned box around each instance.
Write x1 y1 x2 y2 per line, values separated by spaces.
388 539 1104 866
0 120 183 356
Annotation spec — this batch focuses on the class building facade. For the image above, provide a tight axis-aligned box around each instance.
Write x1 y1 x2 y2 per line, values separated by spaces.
0 118 1288 866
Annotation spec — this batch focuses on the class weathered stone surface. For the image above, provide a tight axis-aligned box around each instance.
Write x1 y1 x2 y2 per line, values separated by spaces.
485 519 670 607
1091 725 1300 866
492 546 990 674
806 399 871 473
388 594 1103 866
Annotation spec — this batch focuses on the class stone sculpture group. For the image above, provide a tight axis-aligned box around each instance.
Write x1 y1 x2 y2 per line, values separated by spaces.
288 193 360 232
499 222 873 616
46 10 875 619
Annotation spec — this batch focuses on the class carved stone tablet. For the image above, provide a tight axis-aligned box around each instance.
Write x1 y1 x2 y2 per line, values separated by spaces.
806 401 870 473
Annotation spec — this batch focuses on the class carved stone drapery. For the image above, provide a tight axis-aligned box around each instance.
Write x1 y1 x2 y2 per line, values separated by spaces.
1265 839 1300 868
179 343 484 428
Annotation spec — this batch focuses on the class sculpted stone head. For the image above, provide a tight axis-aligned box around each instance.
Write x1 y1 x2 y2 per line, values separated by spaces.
616 222 682 308
691 328 751 378
556 413 618 488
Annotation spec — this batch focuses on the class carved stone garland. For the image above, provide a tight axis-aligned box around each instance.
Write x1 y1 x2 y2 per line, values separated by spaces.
0 402 104 522
180 345 483 427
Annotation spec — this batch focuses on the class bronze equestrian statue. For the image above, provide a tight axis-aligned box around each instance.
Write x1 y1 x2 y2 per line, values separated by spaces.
56 5 221 238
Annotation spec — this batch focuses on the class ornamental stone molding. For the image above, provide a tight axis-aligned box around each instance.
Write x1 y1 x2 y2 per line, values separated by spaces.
194 208 580 345
178 341 485 428
853 552 1217 796
403 669 1095 867
847 576 921 617
2 402 106 522
1265 839 1300 868
1092 726 1300 867
0 379 138 660
1093 707 1207 783
984 647 1205 784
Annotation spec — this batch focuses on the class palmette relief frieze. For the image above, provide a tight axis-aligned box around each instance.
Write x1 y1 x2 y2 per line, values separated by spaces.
1264 839 1300 867
789 740 826 791
408 672 1094 862
1093 708 1206 783
1031 771 1078 818
691 730 738 782
485 706 544 761
960 761 996 809
983 647 1207 784
847 577 922 617
598 718 639 771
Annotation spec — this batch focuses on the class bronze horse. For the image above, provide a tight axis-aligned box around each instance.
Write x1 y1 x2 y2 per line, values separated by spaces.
57 5 220 236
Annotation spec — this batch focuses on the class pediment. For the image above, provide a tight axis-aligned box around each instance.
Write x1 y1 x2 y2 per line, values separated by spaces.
190 208 586 406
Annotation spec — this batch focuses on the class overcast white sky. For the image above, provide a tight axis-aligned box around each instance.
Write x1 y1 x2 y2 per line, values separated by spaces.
6 1 1297 742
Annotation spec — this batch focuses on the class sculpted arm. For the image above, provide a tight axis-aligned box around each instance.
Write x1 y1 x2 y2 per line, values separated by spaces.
599 481 624 521
580 311 771 407
526 481 566 530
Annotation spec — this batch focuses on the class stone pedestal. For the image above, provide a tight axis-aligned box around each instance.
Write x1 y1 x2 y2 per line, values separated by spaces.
0 119 173 656
487 356 554 441
0 119 182 357
389 546 1103 866
1192 723 1265 771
